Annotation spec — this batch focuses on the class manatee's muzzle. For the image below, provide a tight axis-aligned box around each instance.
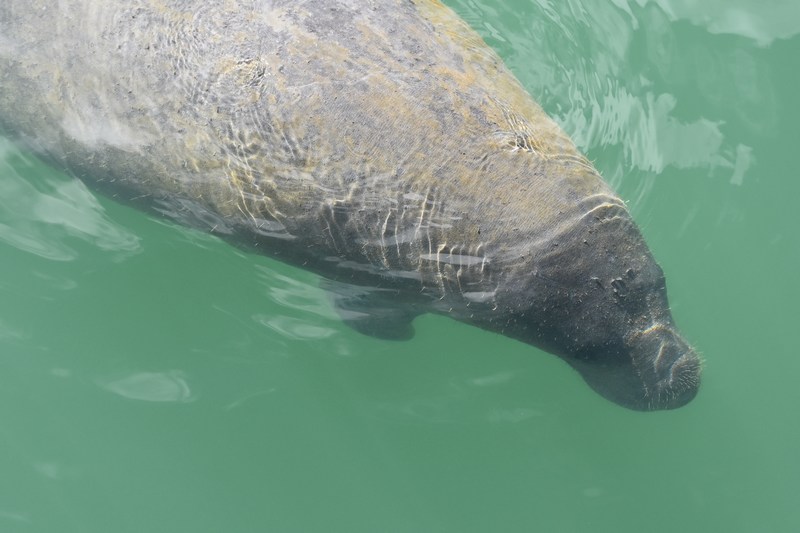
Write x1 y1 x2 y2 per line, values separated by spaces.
566 323 701 411
636 324 702 410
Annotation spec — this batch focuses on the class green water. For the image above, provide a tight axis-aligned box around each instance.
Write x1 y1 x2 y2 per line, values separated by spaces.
1 1 798 531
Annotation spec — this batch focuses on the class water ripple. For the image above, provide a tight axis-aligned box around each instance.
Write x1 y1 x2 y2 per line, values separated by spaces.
635 0 800 45
456 0 768 193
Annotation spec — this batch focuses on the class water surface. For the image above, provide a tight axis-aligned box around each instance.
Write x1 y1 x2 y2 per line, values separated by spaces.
1 1 798 531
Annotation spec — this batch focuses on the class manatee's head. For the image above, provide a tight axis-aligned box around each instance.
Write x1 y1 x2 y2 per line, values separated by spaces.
485 200 702 411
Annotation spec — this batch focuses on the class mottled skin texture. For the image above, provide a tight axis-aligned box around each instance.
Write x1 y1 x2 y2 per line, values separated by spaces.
0 0 701 409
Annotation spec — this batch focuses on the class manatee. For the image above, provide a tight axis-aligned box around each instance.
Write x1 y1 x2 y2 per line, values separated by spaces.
0 0 701 410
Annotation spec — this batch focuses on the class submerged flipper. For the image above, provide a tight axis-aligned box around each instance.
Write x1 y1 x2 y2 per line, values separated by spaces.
321 279 420 341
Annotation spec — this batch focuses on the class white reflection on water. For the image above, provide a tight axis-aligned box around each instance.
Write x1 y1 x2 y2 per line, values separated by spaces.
32 461 81 481
0 509 30 525
468 0 769 191
250 266 358 355
223 388 277 411
369 396 545 426
97 370 195 403
254 315 338 341
634 0 800 45
0 318 26 341
551 3 757 182
486 407 544 423
254 266 337 319
29 271 79 292
50 368 72 378
362 370 547 425
467 371 516 387
0 138 141 261
563 90 733 174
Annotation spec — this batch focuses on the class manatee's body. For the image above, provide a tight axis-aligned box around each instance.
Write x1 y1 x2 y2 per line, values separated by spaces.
0 0 700 409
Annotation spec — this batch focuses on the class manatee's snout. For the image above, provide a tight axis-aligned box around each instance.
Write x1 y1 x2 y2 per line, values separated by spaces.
631 324 702 410
567 323 701 411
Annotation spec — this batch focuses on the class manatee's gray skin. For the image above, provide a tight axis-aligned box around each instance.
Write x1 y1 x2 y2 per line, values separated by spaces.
0 0 701 410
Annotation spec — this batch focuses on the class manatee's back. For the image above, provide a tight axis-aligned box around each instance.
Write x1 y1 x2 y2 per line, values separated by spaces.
0 0 612 286
0 0 296 223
